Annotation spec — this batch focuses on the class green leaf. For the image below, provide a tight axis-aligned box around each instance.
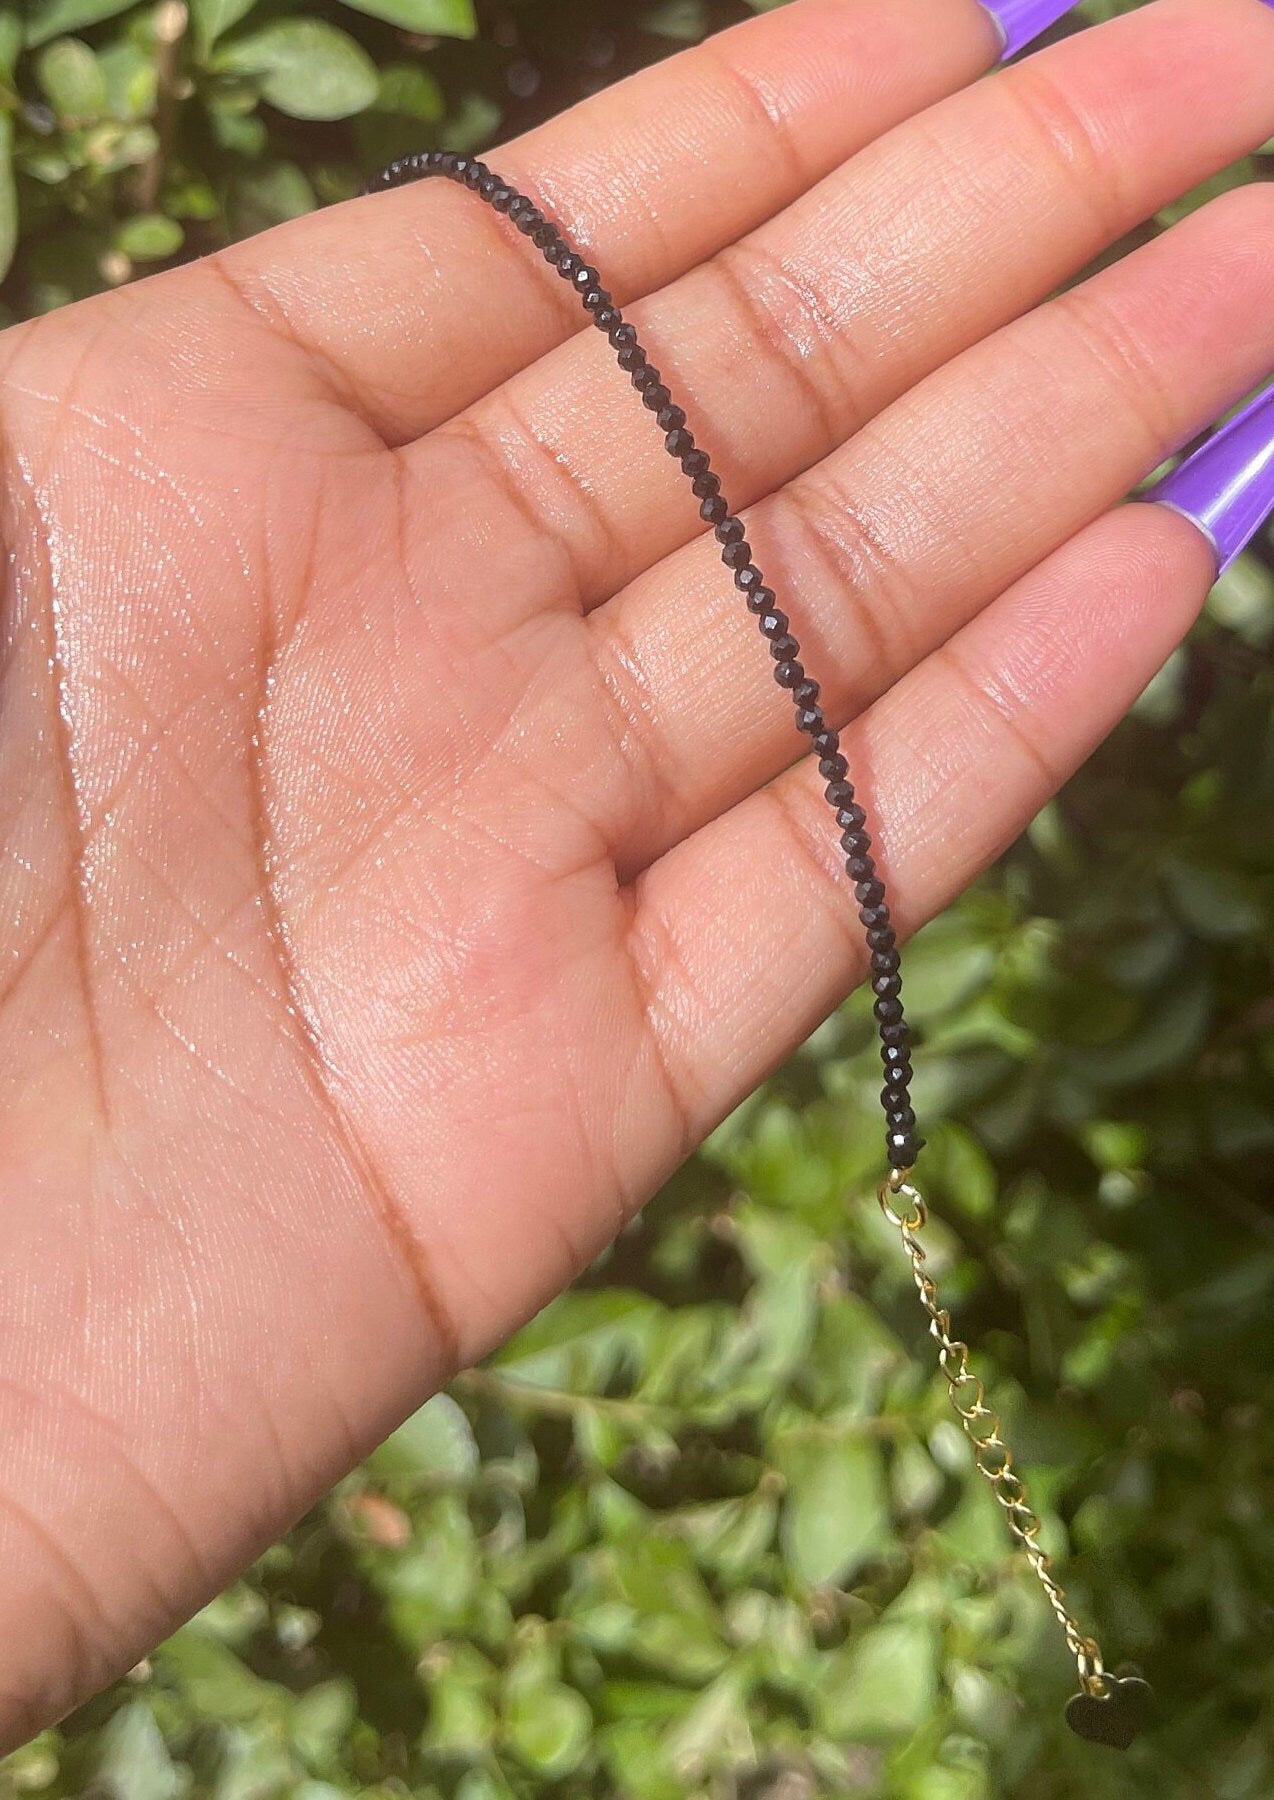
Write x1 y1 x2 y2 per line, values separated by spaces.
40 32 109 116
291 1681 358 1763
773 1425 888 1586
1208 552 1274 647
503 1651 593 1779
339 0 477 34
494 1289 657 1394
895 918 997 1021
225 160 315 237
115 212 183 260
375 61 445 122
818 1618 939 1740
217 20 378 121
370 1391 479 1482
24 0 135 49
190 0 255 58
642 0 707 39
423 1643 497 1757
92 1704 187 1800
0 9 21 79
439 89 502 153
504 1682 592 1777
96 40 158 119
1163 857 1262 942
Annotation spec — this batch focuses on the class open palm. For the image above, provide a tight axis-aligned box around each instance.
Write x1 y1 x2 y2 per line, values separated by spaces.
2 0 1272 1747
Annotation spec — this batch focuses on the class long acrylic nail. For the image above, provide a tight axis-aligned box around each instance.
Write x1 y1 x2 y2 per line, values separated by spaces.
981 1 1080 61
1145 387 1274 574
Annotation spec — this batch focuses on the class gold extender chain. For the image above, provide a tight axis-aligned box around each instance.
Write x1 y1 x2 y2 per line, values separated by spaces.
878 1171 1153 1750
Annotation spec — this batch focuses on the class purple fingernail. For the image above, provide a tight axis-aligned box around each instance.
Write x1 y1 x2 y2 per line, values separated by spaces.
981 1 1080 61
1145 387 1274 573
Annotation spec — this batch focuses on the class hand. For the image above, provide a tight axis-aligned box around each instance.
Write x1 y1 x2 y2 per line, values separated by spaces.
2 0 1271 1746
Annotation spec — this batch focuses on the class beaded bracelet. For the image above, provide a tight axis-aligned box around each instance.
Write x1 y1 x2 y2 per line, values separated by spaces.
367 149 1152 1750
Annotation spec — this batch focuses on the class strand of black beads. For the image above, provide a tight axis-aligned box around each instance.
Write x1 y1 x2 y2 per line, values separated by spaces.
367 151 924 1172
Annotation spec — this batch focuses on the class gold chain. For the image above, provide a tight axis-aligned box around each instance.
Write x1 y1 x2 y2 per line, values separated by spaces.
878 1167 1108 1699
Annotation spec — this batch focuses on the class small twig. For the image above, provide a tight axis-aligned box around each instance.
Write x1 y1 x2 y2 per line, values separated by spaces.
134 0 187 213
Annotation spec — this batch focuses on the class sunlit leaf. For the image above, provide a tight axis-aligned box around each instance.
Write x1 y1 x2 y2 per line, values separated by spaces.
24 0 135 49
216 19 378 120
773 1425 888 1587
339 0 476 34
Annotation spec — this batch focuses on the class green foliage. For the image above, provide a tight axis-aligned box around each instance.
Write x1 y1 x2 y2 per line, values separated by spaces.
1 0 1272 1796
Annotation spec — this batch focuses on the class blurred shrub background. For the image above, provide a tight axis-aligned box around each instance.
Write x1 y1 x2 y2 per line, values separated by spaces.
0 0 1271 1794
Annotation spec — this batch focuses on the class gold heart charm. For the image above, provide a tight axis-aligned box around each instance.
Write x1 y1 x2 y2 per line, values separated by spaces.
1065 1676 1153 1749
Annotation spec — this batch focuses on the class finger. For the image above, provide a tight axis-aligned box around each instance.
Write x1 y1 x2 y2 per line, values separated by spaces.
210 0 1001 442
585 182 1274 877
622 501 1216 1168
406 0 1274 617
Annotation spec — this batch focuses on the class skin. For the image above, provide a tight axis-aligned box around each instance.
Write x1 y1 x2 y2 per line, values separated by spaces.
0 0 1271 1748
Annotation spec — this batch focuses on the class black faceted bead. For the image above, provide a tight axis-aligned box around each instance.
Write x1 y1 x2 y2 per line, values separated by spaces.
735 566 764 594
819 754 848 783
886 1106 918 1135
812 729 839 759
887 1130 924 1168
867 924 896 954
492 187 515 213
593 303 620 330
722 540 753 572
860 901 891 931
666 428 694 459
758 610 789 640
692 471 721 498
634 364 662 391
879 1018 908 1047
871 945 899 976
745 585 776 615
793 678 820 709
700 495 729 525
479 174 499 199
617 345 646 373
837 801 867 831
872 971 902 1000
448 155 469 177
769 634 800 661
796 707 824 735
657 404 687 433
882 1078 911 1109
572 264 599 290
856 877 887 908
845 853 874 881
682 450 710 479
643 385 672 412
507 192 531 219
517 209 545 237
716 516 746 545
583 288 610 314
840 829 870 856
610 322 638 349
556 248 582 278
826 780 855 809
774 661 804 689
467 162 489 190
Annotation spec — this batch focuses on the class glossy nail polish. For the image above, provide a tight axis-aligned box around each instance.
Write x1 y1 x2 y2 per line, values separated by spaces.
981 1 1079 61
1145 387 1274 573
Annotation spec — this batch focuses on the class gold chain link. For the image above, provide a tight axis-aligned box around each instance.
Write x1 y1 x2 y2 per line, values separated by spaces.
878 1168 1108 1699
